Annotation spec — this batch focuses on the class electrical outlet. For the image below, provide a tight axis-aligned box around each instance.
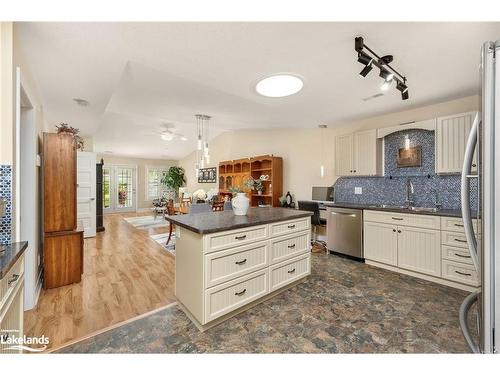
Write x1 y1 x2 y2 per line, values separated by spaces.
354 187 362 195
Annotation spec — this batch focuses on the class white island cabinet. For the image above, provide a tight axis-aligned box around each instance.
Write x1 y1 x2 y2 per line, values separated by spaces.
168 208 312 331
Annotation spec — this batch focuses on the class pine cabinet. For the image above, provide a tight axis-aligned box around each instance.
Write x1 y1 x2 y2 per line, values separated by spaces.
397 226 441 277
435 111 478 174
335 129 382 177
363 221 398 266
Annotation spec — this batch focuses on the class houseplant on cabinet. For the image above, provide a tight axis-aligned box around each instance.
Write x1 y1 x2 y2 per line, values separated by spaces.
161 166 186 199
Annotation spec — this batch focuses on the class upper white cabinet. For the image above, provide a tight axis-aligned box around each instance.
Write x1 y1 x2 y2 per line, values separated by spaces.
435 111 478 174
335 129 382 177
335 134 353 176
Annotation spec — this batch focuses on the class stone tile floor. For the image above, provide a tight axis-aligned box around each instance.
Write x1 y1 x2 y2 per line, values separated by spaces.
58 253 472 353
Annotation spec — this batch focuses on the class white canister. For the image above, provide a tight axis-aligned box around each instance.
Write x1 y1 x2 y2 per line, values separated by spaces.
231 193 250 216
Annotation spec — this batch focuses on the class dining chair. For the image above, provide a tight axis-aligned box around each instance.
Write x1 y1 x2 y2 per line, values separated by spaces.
165 201 177 245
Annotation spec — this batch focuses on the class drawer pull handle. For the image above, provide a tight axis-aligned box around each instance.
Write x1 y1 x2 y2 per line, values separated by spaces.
455 270 472 277
288 268 296 274
234 289 247 296
454 238 467 243
8 273 20 286
454 223 464 227
287 224 296 229
392 217 404 221
235 259 247 265
235 235 247 240
288 244 296 249
454 253 471 259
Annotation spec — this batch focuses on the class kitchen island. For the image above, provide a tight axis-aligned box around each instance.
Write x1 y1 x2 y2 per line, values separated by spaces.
166 207 313 331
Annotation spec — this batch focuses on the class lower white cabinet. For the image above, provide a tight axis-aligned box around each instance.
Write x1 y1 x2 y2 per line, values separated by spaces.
363 221 398 266
364 210 478 291
397 226 441 277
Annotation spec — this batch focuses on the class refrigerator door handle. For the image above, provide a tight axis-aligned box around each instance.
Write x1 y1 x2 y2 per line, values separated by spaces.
461 113 480 272
459 290 481 353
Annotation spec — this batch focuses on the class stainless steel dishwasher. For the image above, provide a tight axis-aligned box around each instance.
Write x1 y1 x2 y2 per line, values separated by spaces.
326 207 363 259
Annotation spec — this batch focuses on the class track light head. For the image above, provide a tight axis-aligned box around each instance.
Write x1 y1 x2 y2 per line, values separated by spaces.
357 52 373 66
379 68 394 81
359 63 373 78
396 81 408 93
401 90 409 100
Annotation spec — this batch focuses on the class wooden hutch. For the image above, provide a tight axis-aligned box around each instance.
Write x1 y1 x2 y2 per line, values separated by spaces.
218 155 283 207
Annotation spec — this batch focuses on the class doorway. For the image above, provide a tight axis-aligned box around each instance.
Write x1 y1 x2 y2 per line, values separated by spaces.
103 165 137 213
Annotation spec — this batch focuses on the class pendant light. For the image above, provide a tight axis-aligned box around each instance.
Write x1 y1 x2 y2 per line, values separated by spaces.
194 114 212 176
319 124 327 178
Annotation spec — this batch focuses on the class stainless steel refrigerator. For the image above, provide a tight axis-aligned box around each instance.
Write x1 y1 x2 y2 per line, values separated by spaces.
460 40 499 354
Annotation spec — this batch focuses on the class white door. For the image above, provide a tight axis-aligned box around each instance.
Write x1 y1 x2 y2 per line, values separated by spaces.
353 129 379 176
77 152 96 238
334 134 353 176
363 221 398 266
397 226 441 277
102 165 137 213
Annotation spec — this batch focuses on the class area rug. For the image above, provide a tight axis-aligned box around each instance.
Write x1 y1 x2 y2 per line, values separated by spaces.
123 215 167 229
150 232 176 256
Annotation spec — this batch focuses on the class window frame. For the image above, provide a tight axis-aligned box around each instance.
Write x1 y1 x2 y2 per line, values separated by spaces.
145 166 169 201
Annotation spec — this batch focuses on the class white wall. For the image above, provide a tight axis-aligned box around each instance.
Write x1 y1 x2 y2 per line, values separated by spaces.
97 154 178 210
179 95 480 202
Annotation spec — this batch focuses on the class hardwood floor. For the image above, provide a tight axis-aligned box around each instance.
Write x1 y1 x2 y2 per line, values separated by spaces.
24 213 176 351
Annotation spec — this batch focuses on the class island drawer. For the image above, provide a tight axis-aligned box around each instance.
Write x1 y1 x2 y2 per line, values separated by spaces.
441 217 478 233
270 230 310 265
441 245 473 265
205 225 268 253
270 253 310 292
441 231 468 248
204 241 268 288
269 218 310 237
0 256 24 306
441 259 479 286
204 269 269 323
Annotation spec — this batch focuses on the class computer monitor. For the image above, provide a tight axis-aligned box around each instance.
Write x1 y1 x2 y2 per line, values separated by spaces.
312 186 334 202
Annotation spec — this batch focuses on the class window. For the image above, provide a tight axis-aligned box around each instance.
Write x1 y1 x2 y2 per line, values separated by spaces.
146 167 168 201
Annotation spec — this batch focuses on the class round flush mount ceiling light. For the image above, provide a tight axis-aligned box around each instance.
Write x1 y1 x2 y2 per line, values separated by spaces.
255 74 304 98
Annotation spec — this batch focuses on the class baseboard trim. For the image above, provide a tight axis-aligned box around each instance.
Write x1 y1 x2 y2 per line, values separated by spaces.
365 260 477 292
46 301 178 353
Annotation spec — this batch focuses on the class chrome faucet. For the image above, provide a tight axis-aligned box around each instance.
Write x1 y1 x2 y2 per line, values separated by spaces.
431 189 442 209
405 178 415 208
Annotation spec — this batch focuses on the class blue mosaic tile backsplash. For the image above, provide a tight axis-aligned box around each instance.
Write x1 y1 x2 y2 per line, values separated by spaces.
0 165 12 244
334 130 478 210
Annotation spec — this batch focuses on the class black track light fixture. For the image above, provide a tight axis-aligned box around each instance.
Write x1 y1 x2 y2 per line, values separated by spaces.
357 51 373 66
379 68 394 82
354 36 409 101
359 62 373 77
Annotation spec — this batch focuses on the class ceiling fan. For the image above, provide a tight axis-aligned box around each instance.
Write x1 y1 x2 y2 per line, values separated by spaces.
148 123 188 142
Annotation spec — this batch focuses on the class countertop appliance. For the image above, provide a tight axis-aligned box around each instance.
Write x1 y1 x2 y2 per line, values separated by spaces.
326 206 363 259
460 40 499 354
312 186 334 203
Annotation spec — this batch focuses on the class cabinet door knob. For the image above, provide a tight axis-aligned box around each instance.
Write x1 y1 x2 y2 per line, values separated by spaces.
397 230 402 233
353 170 356 173
8 273 20 286
392 229 396 232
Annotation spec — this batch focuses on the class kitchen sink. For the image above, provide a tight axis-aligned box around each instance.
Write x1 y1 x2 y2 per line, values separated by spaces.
408 206 440 213
368 204 407 209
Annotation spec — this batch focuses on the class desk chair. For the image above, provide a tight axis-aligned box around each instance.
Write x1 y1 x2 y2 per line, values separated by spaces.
297 200 327 253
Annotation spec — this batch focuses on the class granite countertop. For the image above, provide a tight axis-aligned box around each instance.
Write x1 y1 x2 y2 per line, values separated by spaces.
166 207 313 234
322 202 470 218
0 241 28 279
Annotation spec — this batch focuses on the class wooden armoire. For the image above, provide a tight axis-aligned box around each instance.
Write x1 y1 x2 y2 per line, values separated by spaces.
42 132 84 289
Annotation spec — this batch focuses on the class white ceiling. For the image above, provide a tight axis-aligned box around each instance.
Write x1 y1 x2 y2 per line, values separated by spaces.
15 22 500 159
